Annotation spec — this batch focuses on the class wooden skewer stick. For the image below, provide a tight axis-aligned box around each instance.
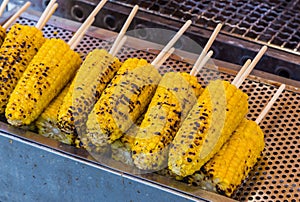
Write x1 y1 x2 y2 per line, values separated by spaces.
35 0 56 30
69 17 95 50
255 84 285 124
190 23 222 76
0 0 10 17
154 47 175 68
86 0 108 21
231 59 251 86
109 5 139 55
2 1 31 29
111 36 127 57
38 3 58 29
151 20 192 66
190 50 213 76
68 0 108 48
234 45 268 88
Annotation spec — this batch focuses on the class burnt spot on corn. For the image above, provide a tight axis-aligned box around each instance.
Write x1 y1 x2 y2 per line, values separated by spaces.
132 72 203 170
85 58 160 150
58 51 122 134
169 80 249 177
1 24 45 115
185 119 264 197
6 38 81 126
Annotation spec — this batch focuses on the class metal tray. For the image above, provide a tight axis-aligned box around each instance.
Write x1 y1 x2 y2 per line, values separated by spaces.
0 10 299 201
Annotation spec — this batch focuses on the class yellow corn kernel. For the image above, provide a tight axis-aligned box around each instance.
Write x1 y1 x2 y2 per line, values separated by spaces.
0 24 45 113
168 80 248 177
57 49 122 134
6 38 82 126
187 119 264 197
82 58 161 150
35 84 75 145
132 72 203 170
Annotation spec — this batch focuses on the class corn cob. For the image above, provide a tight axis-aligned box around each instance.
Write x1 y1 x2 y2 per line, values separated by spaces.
111 140 135 166
82 58 161 150
168 79 248 177
111 112 146 166
0 26 5 46
186 119 264 197
57 49 122 135
35 84 75 145
0 24 45 114
132 72 203 170
6 38 82 126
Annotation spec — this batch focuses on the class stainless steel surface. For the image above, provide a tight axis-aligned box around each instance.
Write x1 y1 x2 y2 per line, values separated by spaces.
1 10 300 201
0 128 219 202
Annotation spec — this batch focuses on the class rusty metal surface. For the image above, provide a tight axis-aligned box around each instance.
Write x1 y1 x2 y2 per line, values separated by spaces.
0 12 300 201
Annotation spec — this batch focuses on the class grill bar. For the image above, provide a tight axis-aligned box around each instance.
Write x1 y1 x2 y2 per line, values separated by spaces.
116 0 300 54
7 0 300 81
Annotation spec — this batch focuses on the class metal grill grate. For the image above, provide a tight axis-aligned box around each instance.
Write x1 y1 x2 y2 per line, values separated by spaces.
12 17 300 201
116 0 300 54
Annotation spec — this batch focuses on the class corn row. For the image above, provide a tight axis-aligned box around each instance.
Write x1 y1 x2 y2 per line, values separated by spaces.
82 58 161 150
57 49 122 135
186 119 264 197
132 72 203 170
0 26 6 46
168 80 248 177
0 24 45 114
35 84 75 145
6 38 82 126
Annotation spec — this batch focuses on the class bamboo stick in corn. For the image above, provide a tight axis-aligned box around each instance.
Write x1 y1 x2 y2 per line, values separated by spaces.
32 1 115 146
131 50 216 170
5 37 82 126
0 1 58 114
186 84 285 197
131 72 203 170
168 46 268 177
5 1 103 126
57 5 138 137
82 20 192 152
115 26 219 169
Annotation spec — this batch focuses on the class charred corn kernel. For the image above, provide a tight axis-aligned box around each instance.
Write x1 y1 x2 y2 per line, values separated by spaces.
57 49 122 134
132 72 203 170
0 24 45 114
82 58 161 150
168 80 248 177
187 119 264 197
35 84 75 145
0 26 6 46
6 38 82 126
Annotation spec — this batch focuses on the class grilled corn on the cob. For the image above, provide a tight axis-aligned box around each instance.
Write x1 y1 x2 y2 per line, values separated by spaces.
0 26 6 46
168 80 248 177
82 58 161 150
132 72 203 170
6 38 82 126
0 24 45 114
35 84 75 145
57 49 122 135
186 119 264 197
